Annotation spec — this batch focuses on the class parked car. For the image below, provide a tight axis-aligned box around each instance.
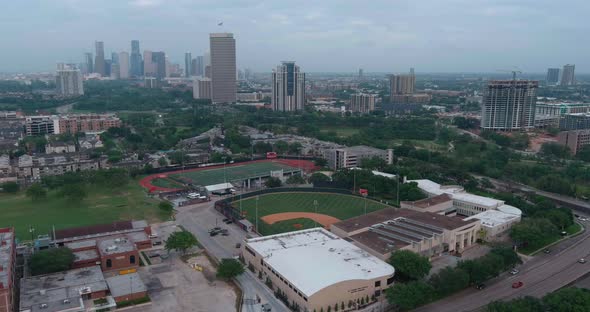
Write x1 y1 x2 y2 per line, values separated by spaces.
544 249 551 254
476 284 486 290
512 281 524 288
579 258 587 264
510 269 519 275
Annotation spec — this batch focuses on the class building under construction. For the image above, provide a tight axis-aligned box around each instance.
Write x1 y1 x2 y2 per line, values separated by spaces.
481 80 538 131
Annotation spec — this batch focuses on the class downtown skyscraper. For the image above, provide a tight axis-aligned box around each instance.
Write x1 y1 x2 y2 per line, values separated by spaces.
546 68 560 85
94 41 106 76
130 40 143 77
481 80 538 131
184 52 192 77
271 61 306 112
118 52 129 79
561 64 576 86
210 33 236 103
84 52 93 74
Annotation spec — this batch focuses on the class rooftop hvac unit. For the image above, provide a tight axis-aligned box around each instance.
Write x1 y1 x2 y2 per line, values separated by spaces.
79 286 91 295
63 299 70 304
39 304 48 309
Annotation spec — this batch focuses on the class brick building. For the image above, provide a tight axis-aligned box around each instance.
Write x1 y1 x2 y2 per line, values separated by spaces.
0 228 16 312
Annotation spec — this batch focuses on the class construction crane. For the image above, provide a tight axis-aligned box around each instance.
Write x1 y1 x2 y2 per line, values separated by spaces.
497 68 522 80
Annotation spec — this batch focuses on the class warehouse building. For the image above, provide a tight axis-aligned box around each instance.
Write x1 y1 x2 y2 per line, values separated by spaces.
242 228 395 312
331 209 480 260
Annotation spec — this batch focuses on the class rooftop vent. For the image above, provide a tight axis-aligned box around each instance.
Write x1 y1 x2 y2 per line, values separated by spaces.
39 289 46 295
106 245 118 252
40 304 48 309
63 299 70 304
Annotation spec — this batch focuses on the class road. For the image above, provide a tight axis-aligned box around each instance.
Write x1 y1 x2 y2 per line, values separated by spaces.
415 222 590 312
175 201 289 312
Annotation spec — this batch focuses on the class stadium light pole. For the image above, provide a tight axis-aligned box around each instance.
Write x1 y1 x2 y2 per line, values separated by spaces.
223 156 227 184
255 195 259 233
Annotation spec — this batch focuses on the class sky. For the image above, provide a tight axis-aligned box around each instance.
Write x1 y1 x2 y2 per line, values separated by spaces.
1 0 589 73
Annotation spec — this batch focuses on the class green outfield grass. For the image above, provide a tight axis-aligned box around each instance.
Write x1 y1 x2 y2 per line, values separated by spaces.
168 161 299 186
233 192 392 235
151 177 185 189
0 179 167 240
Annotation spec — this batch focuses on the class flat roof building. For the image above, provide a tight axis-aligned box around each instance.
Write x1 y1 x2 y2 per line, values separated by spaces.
326 145 393 170
105 273 147 303
558 129 590 155
0 228 16 312
331 209 480 259
464 210 521 240
350 94 376 113
242 228 395 312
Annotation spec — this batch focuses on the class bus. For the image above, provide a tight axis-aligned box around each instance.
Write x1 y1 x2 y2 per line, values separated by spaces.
266 152 277 159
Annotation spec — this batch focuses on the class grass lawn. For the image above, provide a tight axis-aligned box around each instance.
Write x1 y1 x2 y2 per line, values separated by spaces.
319 126 361 137
233 192 392 235
169 162 299 186
0 179 167 240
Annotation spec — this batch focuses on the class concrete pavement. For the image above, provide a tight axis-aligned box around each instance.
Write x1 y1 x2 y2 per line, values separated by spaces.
415 224 590 312
175 202 289 312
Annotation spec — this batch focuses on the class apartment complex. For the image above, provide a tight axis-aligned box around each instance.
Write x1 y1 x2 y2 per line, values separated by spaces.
546 68 560 85
210 33 237 103
242 228 395 312
25 114 121 136
193 78 212 100
0 228 15 312
389 74 415 95
559 113 590 130
326 145 393 170
536 103 590 117
271 62 306 111
55 67 84 97
557 129 590 154
331 209 481 259
561 64 575 86
350 94 375 113
481 80 538 131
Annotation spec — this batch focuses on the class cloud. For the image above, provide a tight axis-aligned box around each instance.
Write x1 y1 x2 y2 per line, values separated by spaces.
269 13 291 25
130 0 163 8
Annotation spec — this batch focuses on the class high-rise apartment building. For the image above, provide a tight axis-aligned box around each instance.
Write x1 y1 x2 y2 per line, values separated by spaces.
56 65 84 97
118 52 129 79
94 41 106 76
271 61 306 112
210 33 236 103
194 55 204 76
152 52 166 80
350 94 375 113
193 78 212 100
84 52 93 74
143 50 155 77
481 80 538 131
546 68 560 85
130 40 142 77
111 52 119 65
110 64 120 79
561 64 576 86
389 74 415 96
358 68 363 79
184 52 192 78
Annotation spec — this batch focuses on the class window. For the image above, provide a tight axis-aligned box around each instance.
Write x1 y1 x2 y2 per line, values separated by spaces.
130 255 136 264
245 246 256 257
387 276 394 285
375 281 381 287
375 290 382 297
106 259 112 268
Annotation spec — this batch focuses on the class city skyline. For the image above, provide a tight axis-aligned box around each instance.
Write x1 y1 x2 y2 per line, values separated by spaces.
1 1 589 73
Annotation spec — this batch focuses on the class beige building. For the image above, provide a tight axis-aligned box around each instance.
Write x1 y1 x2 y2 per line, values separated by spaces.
326 145 393 170
350 94 375 113
242 228 395 312
389 74 415 95
331 209 481 260
210 33 237 103
193 78 212 100
401 193 454 215
464 210 521 240
558 129 590 154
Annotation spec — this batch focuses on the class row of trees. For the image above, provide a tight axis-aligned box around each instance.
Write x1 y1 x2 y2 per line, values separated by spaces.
486 287 590 312
386 248 521 311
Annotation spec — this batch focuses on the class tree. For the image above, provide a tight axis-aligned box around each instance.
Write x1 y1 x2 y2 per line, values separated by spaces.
429 267 470 297
577 145 590 162
265 177 282 188
309 172 330 184
286 174 306 185
165 230 199 254
1 182 19 193
386 281 433 311
486 297 543 312
29 248 75 275
274 140 289 154
58 184 87 202
159 201 174 213
540 142 571 159
216 258 245 280
26 183 47 201
158 157 168 167
388 250 431 281
543 287 590 312
510 218 558 250
314 158 328 167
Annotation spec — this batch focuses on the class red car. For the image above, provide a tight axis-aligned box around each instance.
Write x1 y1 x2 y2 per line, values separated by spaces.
512 281 524 289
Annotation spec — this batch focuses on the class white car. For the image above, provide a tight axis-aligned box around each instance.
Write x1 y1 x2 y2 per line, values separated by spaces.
148 233 158 239
509 269 519 275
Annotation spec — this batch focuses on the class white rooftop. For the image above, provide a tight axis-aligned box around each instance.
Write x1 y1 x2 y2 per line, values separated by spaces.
409 179 504 208
245 228 394 297
497 204 523 216
452 192 503 208
205 182 235 192
464 210 521 227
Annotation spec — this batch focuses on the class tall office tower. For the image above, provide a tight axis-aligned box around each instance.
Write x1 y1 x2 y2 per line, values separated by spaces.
94 41 105 76
84 52 93 73
104 60 112 77
350 94 375 113
410 67 415 76
184 52 192 77
190 58 197 76
195 55 204 76
481 80 538 131
193 78 212 99
358 68 363 79
111 52 119 65
244 68 252 81
203 52 211 68
546 68 560 85
118 52 129 79
143 50 155 77
561 64 576 86
205 65 212 78
209 33 237 103
130 40 142 77
110 64 120 79
152 52 166 80
271 61 306 112
389 73 415 97
56 65 84 96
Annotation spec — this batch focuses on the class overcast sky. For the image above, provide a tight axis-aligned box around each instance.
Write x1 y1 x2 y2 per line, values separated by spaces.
1 0 588 73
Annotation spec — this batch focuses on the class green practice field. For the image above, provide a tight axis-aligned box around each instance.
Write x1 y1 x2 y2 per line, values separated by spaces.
167 161 300 186
233 192 391 235
0 180 167 240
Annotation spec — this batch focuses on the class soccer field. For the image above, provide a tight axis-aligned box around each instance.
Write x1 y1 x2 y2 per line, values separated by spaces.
233 192 392 235
168 161 300 186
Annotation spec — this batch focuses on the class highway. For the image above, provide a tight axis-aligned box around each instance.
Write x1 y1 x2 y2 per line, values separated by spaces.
415 221 590 312
176 201 289 312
